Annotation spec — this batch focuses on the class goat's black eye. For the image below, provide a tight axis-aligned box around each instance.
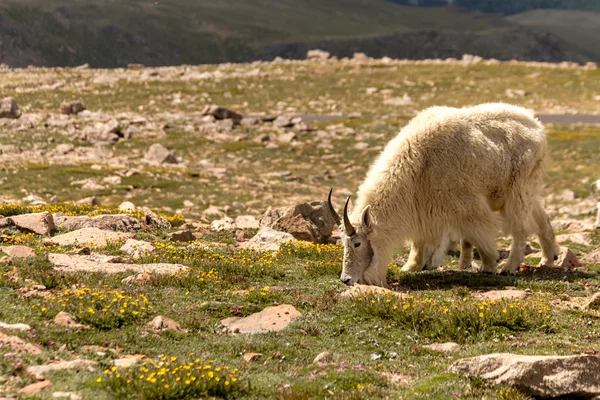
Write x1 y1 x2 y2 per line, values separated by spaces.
354 242 361 248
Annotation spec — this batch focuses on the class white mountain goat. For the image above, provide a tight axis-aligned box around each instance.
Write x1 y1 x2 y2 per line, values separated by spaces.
339 103 558 287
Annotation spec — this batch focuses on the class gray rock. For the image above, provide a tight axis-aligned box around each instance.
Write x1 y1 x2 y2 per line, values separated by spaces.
556 247 581 270
220 304 301 334
307 49 331 61
53 214 142 232
241 227 296 251
201 105 243 123
0 97 21 118
235 215 259 230
169 230 195 242
260 199 339 244
76 196 101 206
1 245 35 258
120 239 155 259
48 253 187 274
7 212 55 235
27 359 97 380
273 115 294 128
45 227 133 247
60 100 86 115
144 143 177 164
423 342 461 353
149 316 186 332
449 353 600 398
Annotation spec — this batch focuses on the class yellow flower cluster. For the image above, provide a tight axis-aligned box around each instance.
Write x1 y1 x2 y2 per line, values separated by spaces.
100 355 239 398
352 291 553 341
149 241 276 271
0 232 35 245
0 204 183 226
33 287 152 329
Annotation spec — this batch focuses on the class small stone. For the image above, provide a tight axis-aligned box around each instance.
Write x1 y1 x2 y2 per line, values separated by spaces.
424 342 461 353
170 230 195 242
112 355 146 369
128 63 145 70
26 359 97 380
52 392 82 400
272 115 295 128
19 380 52 395
243 352 262 362
121 272 152 285
339 284 403 299
53 311 92 330
120 239 155 259
313 351 332 364
584 293 600 310
0 321 31 331
240 227 296 251
478 289 528 301
235 215 259 229
7 212 55 235
307 49 331 61
220 304 301 334
382 372 410 387
556 233 592 247
60 100 86 115
144 143 177 164
235 230 245 241
55 143 75 154
1 245 35 258
0 331 41 354
149 316 186 333
201 105 243 123
118 201 136 212
76 196 101 206
211 217 235 231
0 97 21 118
555 247 581 270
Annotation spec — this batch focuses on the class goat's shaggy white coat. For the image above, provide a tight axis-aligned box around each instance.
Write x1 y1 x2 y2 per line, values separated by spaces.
340 103 558 287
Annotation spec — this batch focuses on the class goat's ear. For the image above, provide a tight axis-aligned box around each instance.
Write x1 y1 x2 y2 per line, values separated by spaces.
360 205 371 228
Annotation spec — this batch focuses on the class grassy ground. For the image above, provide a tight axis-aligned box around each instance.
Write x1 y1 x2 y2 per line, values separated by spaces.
1 60 600 399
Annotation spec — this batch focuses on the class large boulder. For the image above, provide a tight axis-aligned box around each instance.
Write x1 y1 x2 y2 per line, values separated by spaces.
220 304 301 334
53 214 142 232
48 253 187 275
449 353 600 398
260 199 339 244
0 97 21 118
143 143 177 164
45 227 133 247
7 212 55 235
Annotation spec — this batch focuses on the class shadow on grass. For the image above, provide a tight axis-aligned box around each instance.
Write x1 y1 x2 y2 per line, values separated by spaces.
389 269 597 292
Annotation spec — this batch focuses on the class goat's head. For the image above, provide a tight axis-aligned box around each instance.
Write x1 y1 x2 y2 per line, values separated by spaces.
339 196 374 286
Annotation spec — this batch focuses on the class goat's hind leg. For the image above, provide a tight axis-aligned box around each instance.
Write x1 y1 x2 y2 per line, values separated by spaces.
458 240 474 269
532 201 559 268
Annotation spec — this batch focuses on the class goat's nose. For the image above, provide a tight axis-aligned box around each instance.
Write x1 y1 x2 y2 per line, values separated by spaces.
341 277 352 286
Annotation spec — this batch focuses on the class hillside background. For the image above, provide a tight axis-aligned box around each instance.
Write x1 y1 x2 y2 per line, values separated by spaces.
1 0 599 68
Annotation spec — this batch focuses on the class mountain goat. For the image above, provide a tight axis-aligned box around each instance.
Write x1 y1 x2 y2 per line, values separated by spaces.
339 103 558 287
